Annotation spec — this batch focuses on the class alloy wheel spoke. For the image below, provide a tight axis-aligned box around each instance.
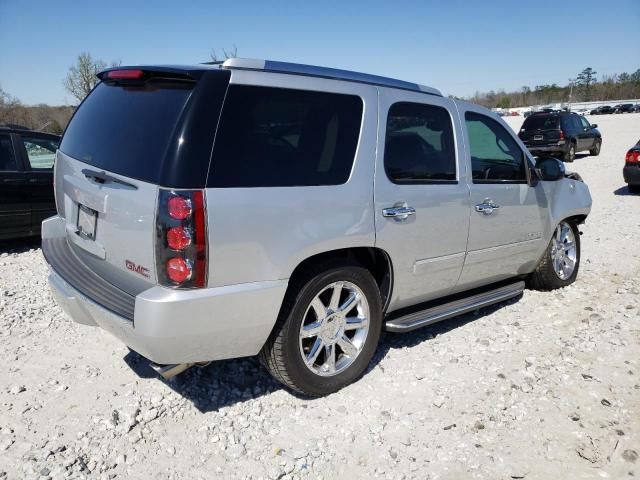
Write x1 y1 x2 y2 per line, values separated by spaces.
329 282 343 310
555 225 562 241
323 344 336 373
301 320 323 338
310 297 327 321
305 337 324 366
339 292 359 315
344 316 368 331
337 335 358 357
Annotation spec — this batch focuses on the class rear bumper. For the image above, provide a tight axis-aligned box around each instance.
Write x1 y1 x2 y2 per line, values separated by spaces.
43 216 288 364
623 165 640 185
525 144 568 155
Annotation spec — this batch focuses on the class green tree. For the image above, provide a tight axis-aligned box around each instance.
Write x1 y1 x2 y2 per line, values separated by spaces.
576 67 597 100
63 52 121 103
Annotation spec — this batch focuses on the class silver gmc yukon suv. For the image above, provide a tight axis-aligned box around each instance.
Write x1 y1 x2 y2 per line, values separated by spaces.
43 59 592 396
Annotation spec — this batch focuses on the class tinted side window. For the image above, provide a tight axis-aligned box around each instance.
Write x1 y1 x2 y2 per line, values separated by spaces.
0 135 17 171
22 136 59 169
579 116 590 129
209 86 363 187
465 112 526 183
384 102 456 183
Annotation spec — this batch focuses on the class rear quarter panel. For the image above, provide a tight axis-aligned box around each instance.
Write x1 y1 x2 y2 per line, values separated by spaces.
205 71 378 287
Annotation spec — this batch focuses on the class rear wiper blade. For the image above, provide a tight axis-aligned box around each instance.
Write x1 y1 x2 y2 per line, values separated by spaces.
81 169 137 189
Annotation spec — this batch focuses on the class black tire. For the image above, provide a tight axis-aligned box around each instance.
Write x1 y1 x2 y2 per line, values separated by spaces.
629 184 640 194
563 143 576 163
528 220 581 291
260 262 382 397
589 139 601 156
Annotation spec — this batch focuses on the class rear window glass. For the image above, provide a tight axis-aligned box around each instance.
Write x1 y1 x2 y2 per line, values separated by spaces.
59 82 193 184
522 115 559 130
208 86 363 187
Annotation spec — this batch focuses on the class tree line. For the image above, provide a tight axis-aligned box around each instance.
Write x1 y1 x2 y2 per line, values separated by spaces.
465 67 640 109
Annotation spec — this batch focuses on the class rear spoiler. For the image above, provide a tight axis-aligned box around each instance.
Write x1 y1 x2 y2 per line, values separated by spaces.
97 66 201 84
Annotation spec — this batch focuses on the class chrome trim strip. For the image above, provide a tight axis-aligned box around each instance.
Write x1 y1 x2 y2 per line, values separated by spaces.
385 281 524 332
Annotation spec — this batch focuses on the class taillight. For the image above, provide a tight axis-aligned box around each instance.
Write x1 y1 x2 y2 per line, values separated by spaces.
626 150 640 164
156 190 208 288
559 130 565 140
166 257 192 283
167 196 192 220
166 227 191 250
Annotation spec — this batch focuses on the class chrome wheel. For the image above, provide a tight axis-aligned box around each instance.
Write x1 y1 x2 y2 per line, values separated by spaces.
299 281 370 377
550 222 577 280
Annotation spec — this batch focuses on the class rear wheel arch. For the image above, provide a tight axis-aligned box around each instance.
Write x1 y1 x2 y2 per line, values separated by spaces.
286 247 394 313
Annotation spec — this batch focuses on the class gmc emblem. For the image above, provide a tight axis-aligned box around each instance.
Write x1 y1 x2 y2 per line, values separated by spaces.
125 260 150 278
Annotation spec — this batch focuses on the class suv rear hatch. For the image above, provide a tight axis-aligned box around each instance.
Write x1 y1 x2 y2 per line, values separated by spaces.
518 115 562 146
55 67 229 295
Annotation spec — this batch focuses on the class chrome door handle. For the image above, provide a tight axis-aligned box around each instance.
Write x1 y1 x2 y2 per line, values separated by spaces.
475 199 500 215
382 205 416 220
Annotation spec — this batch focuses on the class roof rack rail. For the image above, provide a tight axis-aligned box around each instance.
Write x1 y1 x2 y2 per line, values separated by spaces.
221 58 442 97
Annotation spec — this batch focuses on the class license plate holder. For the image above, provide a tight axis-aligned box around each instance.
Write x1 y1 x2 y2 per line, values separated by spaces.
77 204 98 240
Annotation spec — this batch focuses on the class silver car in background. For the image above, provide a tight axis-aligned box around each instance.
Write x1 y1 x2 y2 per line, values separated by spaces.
43 59 592 396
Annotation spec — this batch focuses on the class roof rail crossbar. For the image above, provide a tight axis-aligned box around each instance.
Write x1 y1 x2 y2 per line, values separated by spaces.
221 58 442 97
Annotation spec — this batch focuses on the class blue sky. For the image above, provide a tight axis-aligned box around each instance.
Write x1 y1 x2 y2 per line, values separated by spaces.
1 0 638 105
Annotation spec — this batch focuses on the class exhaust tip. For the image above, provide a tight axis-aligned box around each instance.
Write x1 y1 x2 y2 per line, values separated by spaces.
149 362 195 380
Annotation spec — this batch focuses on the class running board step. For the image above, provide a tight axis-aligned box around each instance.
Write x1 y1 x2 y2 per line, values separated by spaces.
385 281 525 332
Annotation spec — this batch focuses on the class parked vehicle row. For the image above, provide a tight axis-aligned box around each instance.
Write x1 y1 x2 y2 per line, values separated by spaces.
41 59 592 396
590 104 640 115
518 112 601 162
0 125 59 240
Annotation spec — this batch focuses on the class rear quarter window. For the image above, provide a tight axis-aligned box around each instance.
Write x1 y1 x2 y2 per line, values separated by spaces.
208 85 363 187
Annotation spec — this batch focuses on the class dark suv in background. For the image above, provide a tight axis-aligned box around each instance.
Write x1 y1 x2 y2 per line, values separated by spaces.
518 112 601 162
590 105 615 115
614 104 634 114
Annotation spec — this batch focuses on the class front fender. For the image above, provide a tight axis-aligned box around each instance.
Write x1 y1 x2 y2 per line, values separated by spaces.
540 177 592 240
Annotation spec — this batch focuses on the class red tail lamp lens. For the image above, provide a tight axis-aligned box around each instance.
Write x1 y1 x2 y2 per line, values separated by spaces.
105 69 144 80
626 150 640 164
167 227 191 250
168 195 192 220
166 257 192 283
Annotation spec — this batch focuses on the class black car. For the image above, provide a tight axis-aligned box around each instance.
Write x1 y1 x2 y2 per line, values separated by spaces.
590 105 615 115
614 103 634 113
624 139 640 193
518 112 601 162
0 125 59 240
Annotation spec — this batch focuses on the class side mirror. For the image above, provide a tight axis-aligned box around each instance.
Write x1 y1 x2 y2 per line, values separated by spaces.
591 124 598 128
535 157 565 181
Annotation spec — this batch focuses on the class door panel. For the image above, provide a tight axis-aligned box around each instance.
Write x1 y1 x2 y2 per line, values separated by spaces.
374 90 470 311
457 106 544 290
17 135 58 232
0 134 30 239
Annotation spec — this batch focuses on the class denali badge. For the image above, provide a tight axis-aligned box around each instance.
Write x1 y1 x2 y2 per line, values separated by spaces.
125 260 150 278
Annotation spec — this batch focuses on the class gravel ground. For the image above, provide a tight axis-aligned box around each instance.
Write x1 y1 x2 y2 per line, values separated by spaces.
1 113 639 480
